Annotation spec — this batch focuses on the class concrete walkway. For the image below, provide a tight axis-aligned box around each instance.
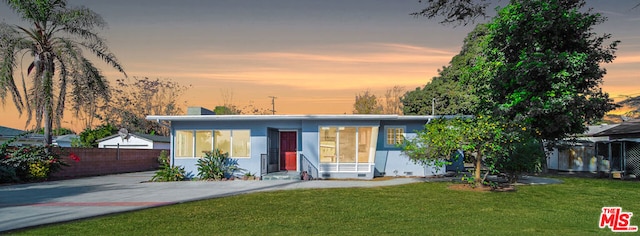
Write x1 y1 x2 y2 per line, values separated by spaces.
0 172 561 232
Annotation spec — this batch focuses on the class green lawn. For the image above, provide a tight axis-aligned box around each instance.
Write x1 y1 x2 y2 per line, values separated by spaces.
13 177 639 235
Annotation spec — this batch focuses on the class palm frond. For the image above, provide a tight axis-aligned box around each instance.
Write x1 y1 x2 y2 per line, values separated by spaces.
0 23 28 114
79 41 127 77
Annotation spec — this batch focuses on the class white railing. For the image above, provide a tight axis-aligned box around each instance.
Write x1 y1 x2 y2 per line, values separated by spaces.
319 163 372 172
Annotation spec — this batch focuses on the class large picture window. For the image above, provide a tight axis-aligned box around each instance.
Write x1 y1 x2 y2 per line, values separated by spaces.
175 129 251 158
319 126 377 164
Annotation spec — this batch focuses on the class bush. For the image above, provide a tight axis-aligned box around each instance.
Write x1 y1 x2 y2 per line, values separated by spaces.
0 136 67 183
495 137 546 183
151 150 186 182
73 124 118 147
196 149 243 180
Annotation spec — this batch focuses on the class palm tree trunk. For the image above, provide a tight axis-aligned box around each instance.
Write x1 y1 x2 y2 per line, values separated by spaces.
43 54 54 146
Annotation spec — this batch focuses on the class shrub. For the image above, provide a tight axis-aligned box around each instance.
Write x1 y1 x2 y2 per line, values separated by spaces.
495 137 546 183
196 149 243 180
0 136 67 183
151 150 186 182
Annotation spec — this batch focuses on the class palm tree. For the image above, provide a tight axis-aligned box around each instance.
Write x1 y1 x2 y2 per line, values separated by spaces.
0 0 126 145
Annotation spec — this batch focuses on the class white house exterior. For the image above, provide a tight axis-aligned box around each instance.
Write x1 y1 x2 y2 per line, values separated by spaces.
98 133 170 149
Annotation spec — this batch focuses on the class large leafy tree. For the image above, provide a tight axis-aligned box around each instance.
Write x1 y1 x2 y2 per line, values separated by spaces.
402 24 487 115
472 0 619 142
0 0 126 145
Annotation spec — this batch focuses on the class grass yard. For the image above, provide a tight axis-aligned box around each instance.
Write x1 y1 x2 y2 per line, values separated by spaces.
12 177 639 235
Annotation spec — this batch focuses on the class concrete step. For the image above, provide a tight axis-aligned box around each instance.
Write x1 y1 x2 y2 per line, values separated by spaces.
261 171 300 180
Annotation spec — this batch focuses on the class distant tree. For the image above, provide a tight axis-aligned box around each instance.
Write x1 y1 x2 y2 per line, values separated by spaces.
617 96 640 119
0 0 126 145
381 86 405 115
412 0 492 25
471 0 619 142
101 77 189 136
353 90 382 114
72 123 117 147
241 101 271 115
33 127 75 136
402 24 487 115
213 106 239 115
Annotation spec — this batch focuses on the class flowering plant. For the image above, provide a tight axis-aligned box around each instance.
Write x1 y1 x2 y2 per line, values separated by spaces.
0 135 68 182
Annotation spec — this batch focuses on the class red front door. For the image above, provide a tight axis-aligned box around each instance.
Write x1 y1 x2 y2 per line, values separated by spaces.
280 132 297 171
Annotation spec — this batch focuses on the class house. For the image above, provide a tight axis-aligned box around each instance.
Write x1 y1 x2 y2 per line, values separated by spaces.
0 125 44 146
98 132 170 150
546 124 618 173
147 112 452 179
591 120 640 178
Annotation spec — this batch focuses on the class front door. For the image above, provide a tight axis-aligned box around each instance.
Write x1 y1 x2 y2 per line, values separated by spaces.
280 131 297 171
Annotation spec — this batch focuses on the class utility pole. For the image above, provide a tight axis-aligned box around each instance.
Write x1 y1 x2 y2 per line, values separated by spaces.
432 98 435 116
269 96 277 115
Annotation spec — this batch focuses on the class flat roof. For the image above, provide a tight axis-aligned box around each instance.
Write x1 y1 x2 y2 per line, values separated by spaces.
147 114 464 122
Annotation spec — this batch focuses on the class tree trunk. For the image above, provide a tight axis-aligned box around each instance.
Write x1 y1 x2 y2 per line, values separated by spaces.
474 152 482 186
43 54 54 146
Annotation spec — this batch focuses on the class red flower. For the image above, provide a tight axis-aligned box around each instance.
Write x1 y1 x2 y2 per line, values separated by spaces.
69 153 81 162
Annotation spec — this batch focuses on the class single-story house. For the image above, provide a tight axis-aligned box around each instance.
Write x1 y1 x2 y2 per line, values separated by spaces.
98 132 170 150
591 120 640 178
146 113 452 179
0 125 44 146
546 124 618 173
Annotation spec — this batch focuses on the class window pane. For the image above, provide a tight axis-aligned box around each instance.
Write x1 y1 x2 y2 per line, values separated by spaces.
339 127 357 163
175 130 193 157
195 130 212 157
233 130 251 157
358 127 373 163
395 128 404 144
320 127 337 163
386 128 395 145
215 130 231 156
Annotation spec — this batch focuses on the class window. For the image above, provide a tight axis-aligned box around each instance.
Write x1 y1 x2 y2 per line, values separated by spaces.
195 131 213 157
175 129 251 158
386 126 405 146
232 130 250 157
214 130 231 156
320 127 337 163
339 127 357 163
175 130 193 158
357 127 375 163
319 126 378 164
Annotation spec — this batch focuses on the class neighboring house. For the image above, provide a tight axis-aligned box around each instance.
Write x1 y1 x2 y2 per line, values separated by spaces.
53 134 79 147
547 124 618 173
147 112 454 179
592 120 640 178
0 125 44 146
98 133 170 150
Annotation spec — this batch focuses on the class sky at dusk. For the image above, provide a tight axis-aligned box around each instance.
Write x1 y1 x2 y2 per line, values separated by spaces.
1 0 640 132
